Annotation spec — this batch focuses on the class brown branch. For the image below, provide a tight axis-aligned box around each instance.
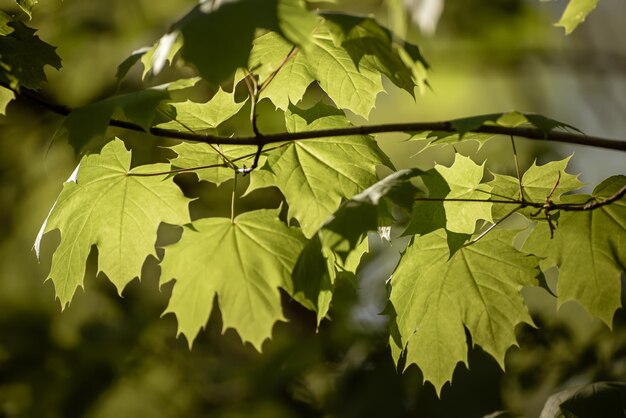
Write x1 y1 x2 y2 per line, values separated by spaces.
9 84 626 152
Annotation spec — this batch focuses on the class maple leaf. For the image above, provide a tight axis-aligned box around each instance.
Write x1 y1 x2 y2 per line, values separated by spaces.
246 102 391 237
160 209 307 350
157 87 247 132
489 156 584 219
0 11 61 90
435 154 493 234
390 228 540 394
174 0 317 85
60 78 198 152
37 139 191 307
522 175 626 325
249 32 314 111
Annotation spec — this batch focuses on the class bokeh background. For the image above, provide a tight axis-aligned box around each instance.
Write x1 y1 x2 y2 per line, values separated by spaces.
0 0 625 417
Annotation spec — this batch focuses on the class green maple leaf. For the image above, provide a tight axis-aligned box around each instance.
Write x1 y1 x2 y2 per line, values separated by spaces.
60 78 198 152
522 175 626 325
390 228 540 394
321 13 429 96
0 11 61 90
435 154 493 234
556 0 599 34
249 32 314 110
248 15 428 116
175 0 317 85
306 28 384 118
160 209 306 350
36 139 191 307
157 87 247 132
168 142 254 186
489 156 584 219
247 103 391 237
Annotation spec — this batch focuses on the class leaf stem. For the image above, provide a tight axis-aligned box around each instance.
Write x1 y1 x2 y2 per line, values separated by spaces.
510 135 525 202
231 172 238 223
463 205 522 248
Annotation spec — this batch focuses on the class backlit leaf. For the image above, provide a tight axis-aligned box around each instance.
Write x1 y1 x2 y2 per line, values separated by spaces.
60 78 198 152
175 0 316 85
157 87 247 132
489 156 583 219
160 209 306 350
390 229 540 394
38 139 191 307
435 154 492 234
0 11 61 89
246 102 391 237
522 176 626 325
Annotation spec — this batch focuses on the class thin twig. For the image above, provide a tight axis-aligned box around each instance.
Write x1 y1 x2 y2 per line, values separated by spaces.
463 205 523 247
241 70 265 174
414 185 625 212
156 107 239 171
128 142 289 177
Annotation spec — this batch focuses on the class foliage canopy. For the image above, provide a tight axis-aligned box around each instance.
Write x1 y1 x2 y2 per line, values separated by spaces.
1 0 624 407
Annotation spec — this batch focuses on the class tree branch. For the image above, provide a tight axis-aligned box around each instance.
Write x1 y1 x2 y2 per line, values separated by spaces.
10 84 626 152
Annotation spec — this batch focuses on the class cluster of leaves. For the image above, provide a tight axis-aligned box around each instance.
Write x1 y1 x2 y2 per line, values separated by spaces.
4 0 623 399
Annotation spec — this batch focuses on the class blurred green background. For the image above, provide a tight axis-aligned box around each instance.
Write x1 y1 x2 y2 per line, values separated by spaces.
0 0 625 417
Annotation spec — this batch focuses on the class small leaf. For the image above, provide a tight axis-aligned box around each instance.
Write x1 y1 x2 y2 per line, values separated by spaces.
522 176 626 326
277 0 319 51
247 102 391 237
390 229 540 394
160 209 306 350
0 84 15 115
157 87 247 132
116 32 183 82
249 32 313 110
175 0 317 85
435 154 493 234
321 14 429 97
308 28 384 118
60 78 198 153
0 11 61 89
39 139 191 307
556 0 599 34
489 155 584 219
